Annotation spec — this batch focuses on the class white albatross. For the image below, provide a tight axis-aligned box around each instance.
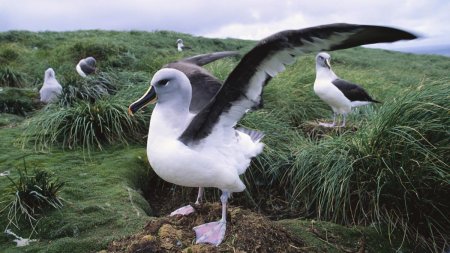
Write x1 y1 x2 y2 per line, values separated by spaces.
129 23 417 246
39 68 62 103
314 52 381 127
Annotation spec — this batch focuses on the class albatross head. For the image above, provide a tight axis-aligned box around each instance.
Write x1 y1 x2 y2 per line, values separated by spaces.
128 68 192 115
44 68 56 81
316 52 332 70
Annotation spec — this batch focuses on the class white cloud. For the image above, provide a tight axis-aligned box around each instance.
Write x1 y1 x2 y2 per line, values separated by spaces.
1 0 449 48
203 14 308 40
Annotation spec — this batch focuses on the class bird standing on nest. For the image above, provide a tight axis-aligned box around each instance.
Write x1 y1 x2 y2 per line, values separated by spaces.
76 56 96 77
39 68 62 103
314 52 381 127
129 23 416 246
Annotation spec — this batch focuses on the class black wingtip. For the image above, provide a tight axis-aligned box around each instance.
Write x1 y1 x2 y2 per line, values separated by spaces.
328 24 419 51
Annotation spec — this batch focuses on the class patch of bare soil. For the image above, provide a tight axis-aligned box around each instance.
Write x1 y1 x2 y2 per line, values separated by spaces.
107 203 305 253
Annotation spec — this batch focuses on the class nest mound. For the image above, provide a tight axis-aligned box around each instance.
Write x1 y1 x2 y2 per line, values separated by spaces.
107 203 305 253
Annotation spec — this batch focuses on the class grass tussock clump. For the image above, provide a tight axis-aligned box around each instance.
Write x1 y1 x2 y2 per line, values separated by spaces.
58 72 118 106
0 87 39 115
285 81 449 251
0 67 26 88
22 98 149 152
1 160 65 231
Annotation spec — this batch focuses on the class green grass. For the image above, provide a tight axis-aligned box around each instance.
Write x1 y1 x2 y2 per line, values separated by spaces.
21 98 149 152
283 82 449 251
0 29 448 252
1 128 153 252
0 67 26 88
2 160 65 232
0 87 40 115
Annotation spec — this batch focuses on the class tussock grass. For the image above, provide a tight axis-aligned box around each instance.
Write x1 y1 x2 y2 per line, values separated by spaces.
283 80 449 251
1 159 65 232
0 87 39 115
0 67 26 88
22 98 149 152
58 72 118 106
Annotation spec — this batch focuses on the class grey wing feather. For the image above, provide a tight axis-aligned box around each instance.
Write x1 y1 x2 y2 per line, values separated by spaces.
181 51 240 66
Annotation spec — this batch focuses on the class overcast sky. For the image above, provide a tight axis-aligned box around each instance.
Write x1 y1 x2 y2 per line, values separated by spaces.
1 0 449 50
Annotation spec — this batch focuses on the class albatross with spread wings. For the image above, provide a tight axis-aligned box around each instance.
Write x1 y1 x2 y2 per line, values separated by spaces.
129 23 417 246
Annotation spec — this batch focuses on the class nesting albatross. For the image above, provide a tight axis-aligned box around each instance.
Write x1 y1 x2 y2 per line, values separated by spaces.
176 39 191 52
76 56 96 77
129 23 417 246
39 68 62 103
314 52 381 127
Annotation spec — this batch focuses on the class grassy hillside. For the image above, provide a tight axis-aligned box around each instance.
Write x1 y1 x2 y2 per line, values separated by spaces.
0 30 449 252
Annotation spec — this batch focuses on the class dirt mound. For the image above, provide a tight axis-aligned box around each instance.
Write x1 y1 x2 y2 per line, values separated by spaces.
107 203 305 252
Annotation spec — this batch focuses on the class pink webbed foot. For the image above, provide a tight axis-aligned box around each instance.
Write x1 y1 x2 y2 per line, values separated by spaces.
169 205 195 216
193 221 226 246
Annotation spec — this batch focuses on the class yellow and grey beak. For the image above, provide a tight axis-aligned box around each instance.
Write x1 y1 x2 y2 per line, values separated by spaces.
325 59 331 69
128 86 157 116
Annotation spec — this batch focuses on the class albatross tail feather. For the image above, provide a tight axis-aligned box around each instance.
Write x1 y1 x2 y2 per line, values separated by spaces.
236 127 265 142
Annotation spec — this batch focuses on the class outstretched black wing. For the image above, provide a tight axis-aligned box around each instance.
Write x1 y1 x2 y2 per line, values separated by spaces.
179 23 416 144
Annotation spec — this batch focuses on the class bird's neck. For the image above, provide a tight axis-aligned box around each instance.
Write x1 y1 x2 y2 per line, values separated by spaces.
149 102 191 139
315 65 337 80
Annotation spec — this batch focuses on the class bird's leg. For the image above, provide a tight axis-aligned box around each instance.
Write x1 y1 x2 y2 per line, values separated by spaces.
195 187 204 205
170 187 203 216
193 191 228 246
319 112 337 127
340 114 346 127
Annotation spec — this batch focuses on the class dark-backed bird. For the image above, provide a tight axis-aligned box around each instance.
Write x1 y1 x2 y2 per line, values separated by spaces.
129 23 417 246
164 51 239 113
314 52 381 127
176 39 191 52
39 68 62 103
76 56 96 77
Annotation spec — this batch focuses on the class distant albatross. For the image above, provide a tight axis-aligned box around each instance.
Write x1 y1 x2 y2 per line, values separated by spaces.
39 68 62 103
176 39 191 52
129 23 417 246
314 52 381 127
76 56 96 77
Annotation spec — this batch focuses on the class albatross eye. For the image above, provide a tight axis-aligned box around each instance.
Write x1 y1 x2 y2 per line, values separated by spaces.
156 79 170 86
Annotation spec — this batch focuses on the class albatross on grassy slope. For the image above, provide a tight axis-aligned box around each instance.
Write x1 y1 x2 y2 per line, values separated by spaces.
177 39 192 52
129 23 417 246
314 52 381 127
76 56 97 77
39 68 62 103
